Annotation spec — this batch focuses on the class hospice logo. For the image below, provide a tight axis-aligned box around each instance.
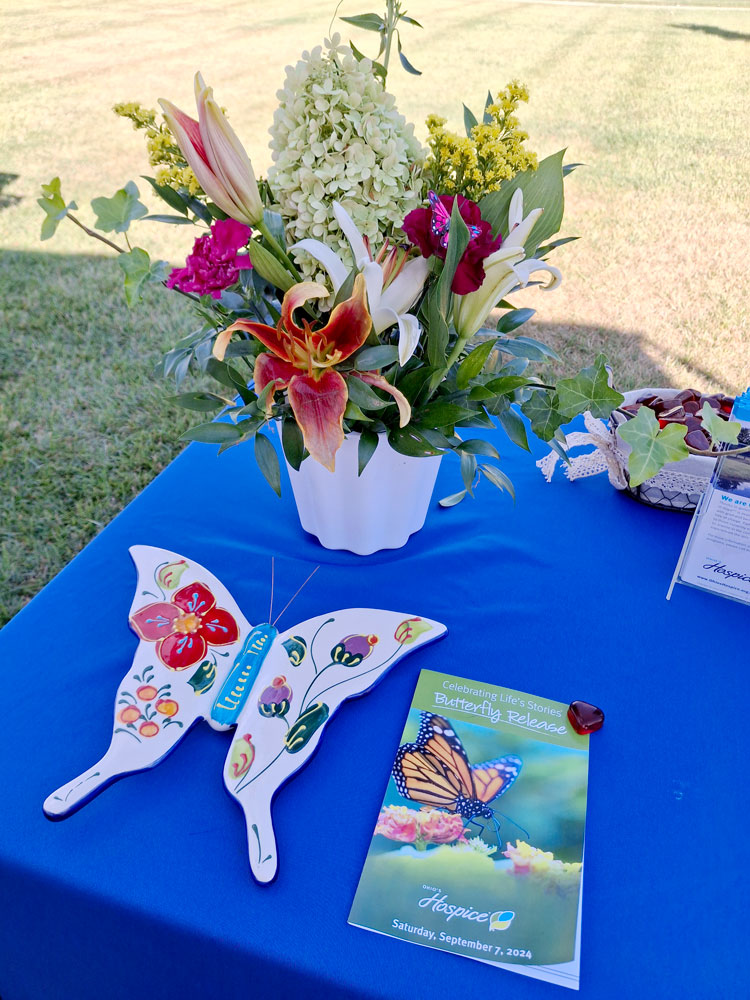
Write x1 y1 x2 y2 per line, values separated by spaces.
418 888 515 931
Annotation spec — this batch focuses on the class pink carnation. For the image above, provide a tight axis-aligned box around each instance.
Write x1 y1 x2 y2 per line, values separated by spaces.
402 194 501 295
167 218 252 299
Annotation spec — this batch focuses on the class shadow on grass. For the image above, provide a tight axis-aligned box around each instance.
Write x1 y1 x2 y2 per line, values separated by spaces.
671 23 750 43
0 172 21 211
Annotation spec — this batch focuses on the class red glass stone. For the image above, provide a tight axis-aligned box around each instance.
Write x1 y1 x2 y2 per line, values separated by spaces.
567 700 605 735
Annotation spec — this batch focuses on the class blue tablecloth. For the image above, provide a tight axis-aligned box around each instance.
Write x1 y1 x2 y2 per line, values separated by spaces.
0 426 746 999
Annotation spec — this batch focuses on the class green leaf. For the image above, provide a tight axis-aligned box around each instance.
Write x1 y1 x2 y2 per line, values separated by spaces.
246 239 294 292
563 162 584 177
556 354 623 419
37 177 77 240
396 33 421 75
426 288 451 368
141 175 189 215
142 214 195 225
484 375 529 396
483 91 494 125
436 199 471 317
205 357 251 403
184 195 212 224
399 14 423 26
463 104 478 137
479 463 515 500
180 422 245 444
346 376 390 411
255 433 281 496
497 408 530 450
281 417 304 471
332 267 357 308
344 401 370 421
534 236 579 258
117 247 169 307
439 489 467 508
460 451 477 494
521 390 564 442
91 180 148 234
340 13 386 30
618 406 689 487
700 403 741 446
480 150 566 257
420 401 475 427
455 438 500 459
358 430 379 475
388 426 443 457
353 345 400 370
496 308 535 334
173 391 232 412
456 340 495 389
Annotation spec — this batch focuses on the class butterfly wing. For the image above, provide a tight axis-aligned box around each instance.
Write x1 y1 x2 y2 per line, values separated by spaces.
471 754 523 804
221 609 446 884
393 712 476 811
43 545 252 818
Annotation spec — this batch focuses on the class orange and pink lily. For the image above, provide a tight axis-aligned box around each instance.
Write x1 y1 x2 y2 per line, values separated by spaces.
213 275 411 471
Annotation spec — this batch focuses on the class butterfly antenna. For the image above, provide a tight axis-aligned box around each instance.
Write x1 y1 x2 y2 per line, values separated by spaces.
268 556 275 624
493 810 529 842
272 565 320 627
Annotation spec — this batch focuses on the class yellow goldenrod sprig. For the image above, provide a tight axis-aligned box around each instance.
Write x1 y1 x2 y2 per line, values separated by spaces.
112 102 202 196
425 81 537 202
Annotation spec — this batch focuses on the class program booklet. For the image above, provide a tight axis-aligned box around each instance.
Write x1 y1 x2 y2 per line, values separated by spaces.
670 388 750 605
349 670 590 990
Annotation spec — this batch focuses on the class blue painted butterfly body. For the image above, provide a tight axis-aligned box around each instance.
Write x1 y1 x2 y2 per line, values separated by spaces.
428 190 481 250
212 623 278 726
393 712 522 823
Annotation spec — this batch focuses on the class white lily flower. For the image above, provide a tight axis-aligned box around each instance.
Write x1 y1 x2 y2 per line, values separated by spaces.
291 201 429 366
453 190 562 340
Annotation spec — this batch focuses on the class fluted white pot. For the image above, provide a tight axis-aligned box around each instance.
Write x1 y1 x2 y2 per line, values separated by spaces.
285 433 442 554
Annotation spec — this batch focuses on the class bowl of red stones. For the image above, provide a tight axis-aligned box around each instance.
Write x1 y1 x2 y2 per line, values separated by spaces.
609 387 735 511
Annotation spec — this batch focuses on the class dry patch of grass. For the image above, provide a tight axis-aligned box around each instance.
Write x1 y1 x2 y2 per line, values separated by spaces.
1 0 749 622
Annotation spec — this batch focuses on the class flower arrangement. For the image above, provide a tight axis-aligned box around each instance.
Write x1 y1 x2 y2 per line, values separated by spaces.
41 2 728 507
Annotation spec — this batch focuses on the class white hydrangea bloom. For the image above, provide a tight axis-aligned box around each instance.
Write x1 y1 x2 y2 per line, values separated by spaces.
268 35 426 279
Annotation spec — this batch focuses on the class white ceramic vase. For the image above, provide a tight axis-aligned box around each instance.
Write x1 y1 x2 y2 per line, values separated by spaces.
285 432 442 554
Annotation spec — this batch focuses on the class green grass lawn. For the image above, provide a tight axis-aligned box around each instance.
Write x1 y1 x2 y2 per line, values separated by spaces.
1 0 749 624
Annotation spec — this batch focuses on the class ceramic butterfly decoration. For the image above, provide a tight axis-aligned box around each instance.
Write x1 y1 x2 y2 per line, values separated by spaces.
393 712 521 836
43 545 447 884
428 190 481 249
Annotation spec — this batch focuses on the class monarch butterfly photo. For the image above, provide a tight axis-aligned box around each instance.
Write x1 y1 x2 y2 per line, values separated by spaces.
393 712 523 837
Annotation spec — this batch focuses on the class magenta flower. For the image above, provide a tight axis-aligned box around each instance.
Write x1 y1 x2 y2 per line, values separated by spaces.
402 194 501 295
167 218 252 298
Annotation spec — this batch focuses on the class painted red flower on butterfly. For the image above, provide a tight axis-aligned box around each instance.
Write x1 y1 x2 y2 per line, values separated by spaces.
130 582 239 670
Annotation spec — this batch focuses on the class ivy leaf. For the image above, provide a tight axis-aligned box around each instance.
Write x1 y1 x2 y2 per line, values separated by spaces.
556 355 624 419
700 403 741 446
91 180 148 233
618 406 689 487
38 177 78 240
521 390 564 442
117 248 169 307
